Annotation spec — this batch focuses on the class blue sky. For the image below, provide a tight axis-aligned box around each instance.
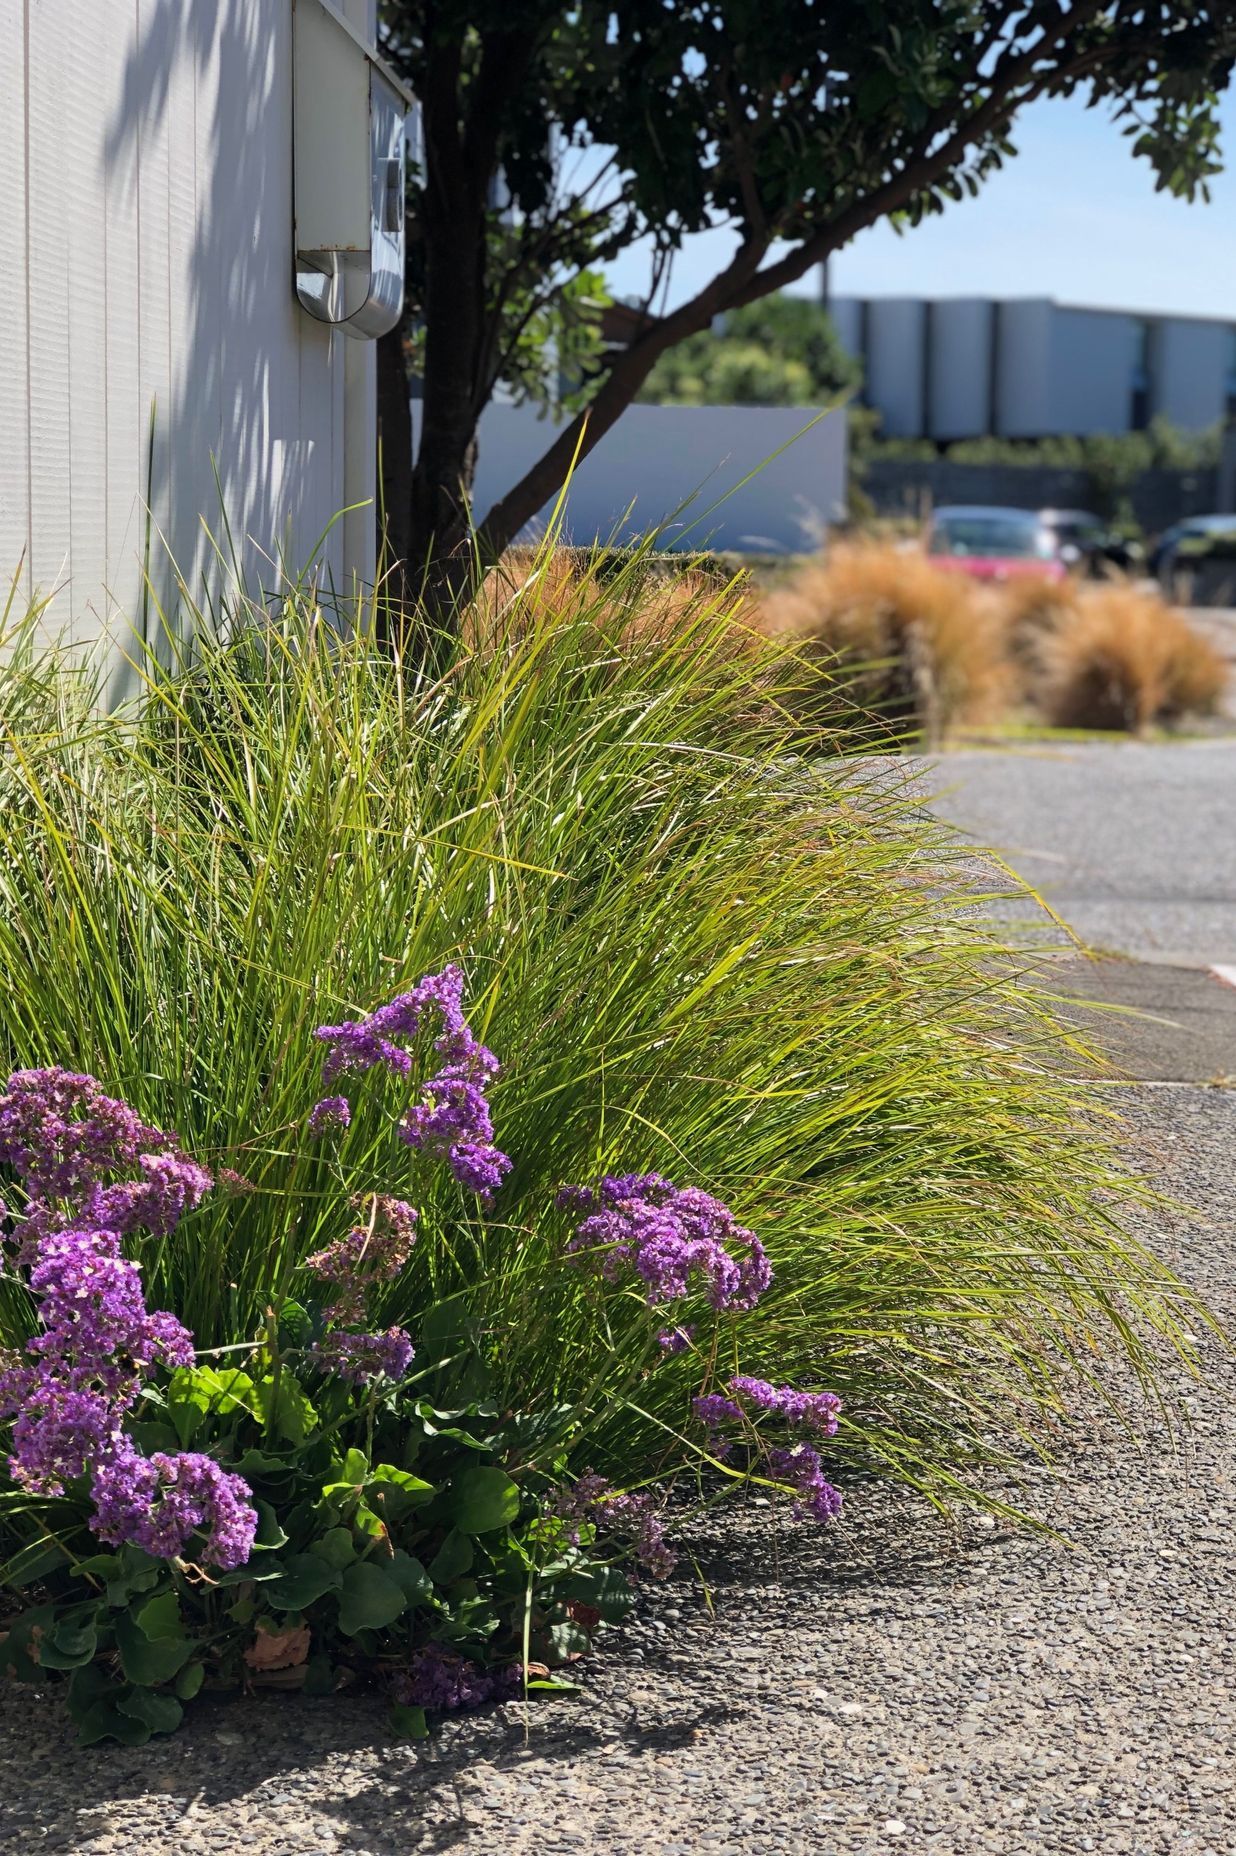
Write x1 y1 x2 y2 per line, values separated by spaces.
604 91 1236 318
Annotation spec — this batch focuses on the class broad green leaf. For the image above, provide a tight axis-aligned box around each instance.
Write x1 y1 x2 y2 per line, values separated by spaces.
386 1549 432 1606
264 1554 344 1611
335 1562 407 1635
174 1662 205 1700
389 1702 428 1740
135 1592 183 1641
258 1374 318 1446
448 1465 520 1535
75 1699 151 1746
427 1529 473 1584
114 1610 192 1686
560 1564 633 1623
38 1612 99 1671
167 1366 262 1447
340 1447 369 1484
369 1464 435 1520
117 1686 184 1736
547 1619 591 1662
253 1499 289 1550
310 1528 356 1570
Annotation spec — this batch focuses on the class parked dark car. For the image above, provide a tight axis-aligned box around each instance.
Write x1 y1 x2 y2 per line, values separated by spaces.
1037 509 1143 577
1148 514 1236 589
925 506 1066 584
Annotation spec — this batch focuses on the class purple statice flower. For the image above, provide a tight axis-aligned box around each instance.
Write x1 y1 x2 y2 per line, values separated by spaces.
26 1226 193 1383
81 1152 214 1239
692 1393 744 1433
91 1441 258 1569
309 1326 414 1385
314 967 510 1202
564 1173 771 1312
305 1194 419 1325
728 1376 842 1437
554 1472 676 1579
307 1095 351 1137
766 1443 844 1523
0 1068 171 1204
656 1325 693 1355
392 1644 522 1713
0 1374 123 1495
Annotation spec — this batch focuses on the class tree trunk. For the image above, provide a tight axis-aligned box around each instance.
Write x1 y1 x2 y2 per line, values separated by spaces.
375 324 413 628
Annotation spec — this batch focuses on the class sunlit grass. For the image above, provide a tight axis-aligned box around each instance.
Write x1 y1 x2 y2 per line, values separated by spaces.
0 536 1201 1522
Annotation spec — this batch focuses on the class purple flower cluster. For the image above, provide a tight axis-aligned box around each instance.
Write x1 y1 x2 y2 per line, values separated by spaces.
656 1325 693 1355
728 1376 841 1436
556 1472 677 1579
393 1644 522 1713
561 1173 771 1312
309 1326 414 1386
691 1376 844 1525
307 1095 351 1138
305 1194 419 1325
0 1065 257 1569
314 967 511 1203
766 1444 844 1522
91 1444 258 1569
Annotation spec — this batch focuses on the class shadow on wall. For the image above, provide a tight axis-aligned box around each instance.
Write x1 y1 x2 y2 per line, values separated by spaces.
101 0 342 696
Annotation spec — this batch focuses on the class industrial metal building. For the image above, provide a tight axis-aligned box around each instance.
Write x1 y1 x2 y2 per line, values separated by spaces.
830 295 1236 442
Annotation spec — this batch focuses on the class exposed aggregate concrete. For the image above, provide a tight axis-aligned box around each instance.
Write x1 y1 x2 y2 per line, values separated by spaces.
0 1084 1233 1855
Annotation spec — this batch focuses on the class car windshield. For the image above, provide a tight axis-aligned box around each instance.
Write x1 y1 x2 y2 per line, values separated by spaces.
930 514 1051 559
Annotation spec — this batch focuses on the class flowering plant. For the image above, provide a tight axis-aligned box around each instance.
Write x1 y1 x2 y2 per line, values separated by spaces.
0 967 843 1743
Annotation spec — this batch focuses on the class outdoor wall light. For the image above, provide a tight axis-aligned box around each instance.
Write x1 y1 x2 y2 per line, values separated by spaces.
292 0 413 340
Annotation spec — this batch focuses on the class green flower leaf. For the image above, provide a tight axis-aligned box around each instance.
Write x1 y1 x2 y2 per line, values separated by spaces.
310 1527 356 1570
258 1373 318 1446
174 1662 205 1701
448 1465 520 1535
386 1549 433 1606
389 1702 429 1740
117 1685 184 1736
135 1591 183 1641
74 1699 152 1746
427 1528 473 1584
336 1562 407 1636
114 1610 192 1686
37 1611 99 1671
369 1464 436 1520
264 1554 345 1611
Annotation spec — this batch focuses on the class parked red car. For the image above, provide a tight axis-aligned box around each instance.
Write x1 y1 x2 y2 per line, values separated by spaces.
925 505 1068 584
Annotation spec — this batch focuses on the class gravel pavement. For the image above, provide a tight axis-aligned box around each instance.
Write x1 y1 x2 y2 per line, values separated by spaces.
928 738 1236 967
3 742 1235 1855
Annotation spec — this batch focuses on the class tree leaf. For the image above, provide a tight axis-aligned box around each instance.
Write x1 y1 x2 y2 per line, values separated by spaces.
448 1465 520 1534
336 1562 407 1636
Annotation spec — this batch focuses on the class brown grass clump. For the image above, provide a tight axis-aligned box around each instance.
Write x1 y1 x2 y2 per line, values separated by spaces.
761 541 1007 742
1037 584 1227 732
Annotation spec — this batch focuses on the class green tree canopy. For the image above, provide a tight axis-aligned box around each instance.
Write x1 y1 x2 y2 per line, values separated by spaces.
637 297 860 407
375 0 1236 612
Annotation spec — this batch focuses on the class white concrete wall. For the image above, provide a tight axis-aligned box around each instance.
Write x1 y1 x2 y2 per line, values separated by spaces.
928 299 993 441
0 0 368 668
462 404 848 553
864 299 926 438
1153 319 1233 431
994 300 1053 438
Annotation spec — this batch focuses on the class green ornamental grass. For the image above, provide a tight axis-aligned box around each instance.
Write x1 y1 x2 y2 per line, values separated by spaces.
0 540 1198 1737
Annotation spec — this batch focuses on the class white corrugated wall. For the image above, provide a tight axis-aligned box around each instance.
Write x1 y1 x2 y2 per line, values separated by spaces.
0 0 368 668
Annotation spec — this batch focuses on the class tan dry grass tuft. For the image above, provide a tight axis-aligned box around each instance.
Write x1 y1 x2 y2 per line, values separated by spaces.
1037 584 1227 732
760 541 1008 741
